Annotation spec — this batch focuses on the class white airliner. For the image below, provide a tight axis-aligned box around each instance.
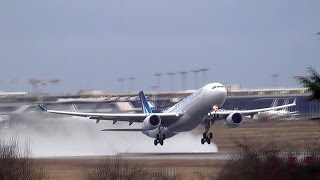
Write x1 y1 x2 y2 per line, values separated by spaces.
253 99 299 120
38 83 296 146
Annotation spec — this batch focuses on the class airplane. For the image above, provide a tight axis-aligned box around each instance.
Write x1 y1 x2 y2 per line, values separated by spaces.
253 98 299 120
38 83 296 146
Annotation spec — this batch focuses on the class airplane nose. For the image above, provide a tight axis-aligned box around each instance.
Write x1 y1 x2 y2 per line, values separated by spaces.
222 87 227 96
220 88 227 98
215 88 227 104
213 87 226 95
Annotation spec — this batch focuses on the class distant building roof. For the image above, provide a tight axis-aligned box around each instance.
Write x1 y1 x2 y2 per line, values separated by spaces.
56 97 107 103
228 87 308 97
0 91 28 97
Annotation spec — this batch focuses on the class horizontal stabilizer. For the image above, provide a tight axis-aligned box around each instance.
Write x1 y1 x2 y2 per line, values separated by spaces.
101 128 142 132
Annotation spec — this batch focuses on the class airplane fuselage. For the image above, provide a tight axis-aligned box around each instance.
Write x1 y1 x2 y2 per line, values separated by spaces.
143 83 227 139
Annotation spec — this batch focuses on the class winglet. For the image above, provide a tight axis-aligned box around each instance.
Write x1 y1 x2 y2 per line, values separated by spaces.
38 104 47 111
139 91 153 114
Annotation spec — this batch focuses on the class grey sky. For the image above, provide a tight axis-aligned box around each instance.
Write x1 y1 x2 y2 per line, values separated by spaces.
0 0 319 93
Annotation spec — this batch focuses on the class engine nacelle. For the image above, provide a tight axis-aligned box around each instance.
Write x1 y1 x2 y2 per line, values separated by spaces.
142 114 161 130
225 112 243 128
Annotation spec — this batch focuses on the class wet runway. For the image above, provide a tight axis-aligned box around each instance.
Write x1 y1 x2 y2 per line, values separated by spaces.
117 152 236 160
41 152 236 160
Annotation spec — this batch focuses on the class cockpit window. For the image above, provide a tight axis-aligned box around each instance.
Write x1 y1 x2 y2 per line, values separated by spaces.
213 85 224 89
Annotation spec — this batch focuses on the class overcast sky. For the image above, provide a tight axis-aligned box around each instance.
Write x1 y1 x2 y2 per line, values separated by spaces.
0 1 319 93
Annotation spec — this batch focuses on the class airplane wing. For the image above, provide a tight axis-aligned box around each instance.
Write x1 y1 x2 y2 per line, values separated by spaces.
209 98 297 117
38 104 183 125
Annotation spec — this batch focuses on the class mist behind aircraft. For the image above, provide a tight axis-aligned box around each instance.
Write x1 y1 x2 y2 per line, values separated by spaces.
1 114 217 157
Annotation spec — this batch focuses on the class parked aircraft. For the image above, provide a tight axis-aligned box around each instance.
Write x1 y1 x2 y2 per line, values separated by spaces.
253 99 299 120
38 83 296 146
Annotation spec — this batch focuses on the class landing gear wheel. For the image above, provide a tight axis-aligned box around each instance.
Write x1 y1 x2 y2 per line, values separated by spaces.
154 133 165 146
201 138 205 144
155 126 166 146
159 140 164 146
202 118 215 144
209 132 213 139
203 133 207 139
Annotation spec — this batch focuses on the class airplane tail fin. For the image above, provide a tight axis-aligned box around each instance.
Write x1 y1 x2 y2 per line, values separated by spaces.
270 99 278 107
139 91 153 114
293 98 297 105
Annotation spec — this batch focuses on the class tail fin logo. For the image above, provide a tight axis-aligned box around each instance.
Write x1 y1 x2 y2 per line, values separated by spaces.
139 91 153 114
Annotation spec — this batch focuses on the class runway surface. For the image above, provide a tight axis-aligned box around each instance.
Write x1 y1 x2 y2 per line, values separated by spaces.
40 152 236 160
117 152 236 160
39 151 313 161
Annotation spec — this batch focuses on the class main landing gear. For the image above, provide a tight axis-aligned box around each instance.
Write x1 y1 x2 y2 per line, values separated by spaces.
201 132 213 144
154 134 166 146
201 119 214 145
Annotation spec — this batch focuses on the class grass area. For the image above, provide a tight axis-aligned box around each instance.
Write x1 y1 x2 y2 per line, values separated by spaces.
206 119 320 151
36 158 223 180
216 140 320 180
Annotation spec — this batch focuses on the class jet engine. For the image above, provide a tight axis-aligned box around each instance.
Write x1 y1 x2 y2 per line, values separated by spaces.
225 112 243 128
142 114 161 130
